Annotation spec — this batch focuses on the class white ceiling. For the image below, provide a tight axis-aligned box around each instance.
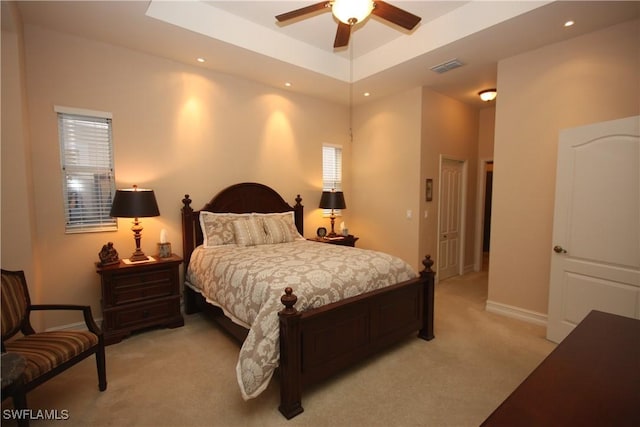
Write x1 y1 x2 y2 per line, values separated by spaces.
14 1 640 108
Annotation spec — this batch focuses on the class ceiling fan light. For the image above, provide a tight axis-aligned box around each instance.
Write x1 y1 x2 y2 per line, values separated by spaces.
479 89 497 102
332 0 374 25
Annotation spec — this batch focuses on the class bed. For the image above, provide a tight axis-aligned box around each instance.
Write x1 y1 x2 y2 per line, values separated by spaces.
181 182 435 419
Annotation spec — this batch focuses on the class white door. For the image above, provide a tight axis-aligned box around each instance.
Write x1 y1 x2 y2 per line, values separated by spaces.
547 116 640 343
438 159 464 280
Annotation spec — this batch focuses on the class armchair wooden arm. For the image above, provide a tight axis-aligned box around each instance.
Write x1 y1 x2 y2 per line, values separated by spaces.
28 305 102 335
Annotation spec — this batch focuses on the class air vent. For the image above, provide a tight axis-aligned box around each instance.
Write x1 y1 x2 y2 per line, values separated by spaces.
430 59 464 74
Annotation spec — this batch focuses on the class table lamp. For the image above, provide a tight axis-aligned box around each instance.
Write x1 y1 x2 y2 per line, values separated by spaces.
319 190 346 237
110 185 160 262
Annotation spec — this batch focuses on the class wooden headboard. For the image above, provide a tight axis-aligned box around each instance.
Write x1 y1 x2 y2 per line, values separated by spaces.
181 182 304 267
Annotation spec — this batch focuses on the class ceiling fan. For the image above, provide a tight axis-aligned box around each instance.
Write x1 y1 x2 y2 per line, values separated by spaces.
275 0 422 48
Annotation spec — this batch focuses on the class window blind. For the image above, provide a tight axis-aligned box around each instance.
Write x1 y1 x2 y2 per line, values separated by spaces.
58 111 116 233
322 145 342 191
322 144 343 216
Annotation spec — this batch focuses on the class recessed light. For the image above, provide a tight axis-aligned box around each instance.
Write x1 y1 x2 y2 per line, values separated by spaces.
363 92 370 97
564 20 574 27
196 57 206 63
285 82 292 87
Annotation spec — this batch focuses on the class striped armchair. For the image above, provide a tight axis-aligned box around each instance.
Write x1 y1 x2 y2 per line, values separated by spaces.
1 269 107 405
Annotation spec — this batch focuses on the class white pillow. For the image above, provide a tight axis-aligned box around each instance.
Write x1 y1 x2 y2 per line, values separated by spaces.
233 217 268 246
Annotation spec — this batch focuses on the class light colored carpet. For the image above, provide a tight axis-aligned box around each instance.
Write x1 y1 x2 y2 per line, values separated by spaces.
2 267 555 426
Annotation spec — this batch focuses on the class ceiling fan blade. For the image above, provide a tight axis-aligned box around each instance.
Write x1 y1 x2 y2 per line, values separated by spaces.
276 2 330 22
372 1 421 30
334 22 351 48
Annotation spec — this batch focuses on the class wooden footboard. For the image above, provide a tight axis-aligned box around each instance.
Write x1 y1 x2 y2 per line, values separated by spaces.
278 256 435 419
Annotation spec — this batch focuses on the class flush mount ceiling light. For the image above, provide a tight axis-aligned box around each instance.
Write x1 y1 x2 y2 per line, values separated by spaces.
479 89 497 102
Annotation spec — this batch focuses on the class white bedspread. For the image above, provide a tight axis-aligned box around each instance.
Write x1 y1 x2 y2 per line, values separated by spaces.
186 239 417 399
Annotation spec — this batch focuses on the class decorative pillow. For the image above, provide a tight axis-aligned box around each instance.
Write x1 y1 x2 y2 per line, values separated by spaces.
233 217 268 246
263 216 296 244
199 212 249 248
253 212 303 240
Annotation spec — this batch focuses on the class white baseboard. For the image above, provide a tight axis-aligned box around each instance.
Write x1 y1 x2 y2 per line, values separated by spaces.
43 299 187 332
45 320 91 332
485 300 548 327
45 317 105 332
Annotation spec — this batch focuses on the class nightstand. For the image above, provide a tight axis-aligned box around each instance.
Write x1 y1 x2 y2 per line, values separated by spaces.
309 235 359 247
96 254 184 345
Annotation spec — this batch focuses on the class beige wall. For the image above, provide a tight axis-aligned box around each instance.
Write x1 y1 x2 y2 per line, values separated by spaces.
420 89 480 274
9 24 350 330
1 3 41 303
346 84 481 277
488 19 640 317
351 87 423 269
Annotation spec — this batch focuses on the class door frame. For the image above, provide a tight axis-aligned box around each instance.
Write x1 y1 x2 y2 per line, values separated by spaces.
474 158 494 272
436 155 468 279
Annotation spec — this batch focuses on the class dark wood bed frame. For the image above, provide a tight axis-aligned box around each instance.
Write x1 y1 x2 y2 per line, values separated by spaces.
181 182 435 419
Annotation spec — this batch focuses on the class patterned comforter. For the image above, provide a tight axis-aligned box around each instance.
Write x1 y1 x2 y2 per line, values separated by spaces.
185 239 417 399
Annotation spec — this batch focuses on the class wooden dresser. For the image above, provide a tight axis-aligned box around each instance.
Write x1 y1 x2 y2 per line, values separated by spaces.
482 310 640 426
96 254 184 345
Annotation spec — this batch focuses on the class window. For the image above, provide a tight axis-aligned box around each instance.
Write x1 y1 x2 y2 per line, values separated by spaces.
322 144 342 191
322 144 343 215
56 106 116 233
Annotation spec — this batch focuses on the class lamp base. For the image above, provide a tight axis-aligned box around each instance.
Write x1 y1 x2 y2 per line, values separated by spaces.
328 214 338 237
129 221 150 262
128 250 149 262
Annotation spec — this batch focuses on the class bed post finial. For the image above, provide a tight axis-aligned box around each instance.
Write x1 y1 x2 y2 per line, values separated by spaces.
182 194 192 211
421 255 434 274
280 287 298 315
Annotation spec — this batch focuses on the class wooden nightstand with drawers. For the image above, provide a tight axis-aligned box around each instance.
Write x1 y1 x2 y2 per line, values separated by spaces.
96 254 184 345
309 235 359 247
